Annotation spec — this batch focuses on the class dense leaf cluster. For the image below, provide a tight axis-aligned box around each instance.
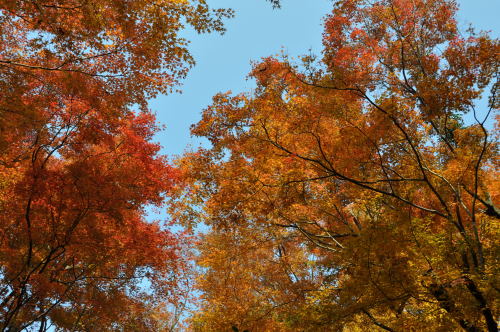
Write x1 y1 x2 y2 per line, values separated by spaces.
175 0 499 331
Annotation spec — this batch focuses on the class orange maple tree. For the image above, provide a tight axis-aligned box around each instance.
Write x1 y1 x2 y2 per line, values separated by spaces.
176 0 499 330
0 0 231 330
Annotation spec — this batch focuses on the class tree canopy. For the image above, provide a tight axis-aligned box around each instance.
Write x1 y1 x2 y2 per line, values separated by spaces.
0 0 231 330
175 0 499 330
1 0 498 331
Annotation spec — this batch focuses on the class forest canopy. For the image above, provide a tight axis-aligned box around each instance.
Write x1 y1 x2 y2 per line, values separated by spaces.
0 0 231 330
175 0 499 331
0 0 498 331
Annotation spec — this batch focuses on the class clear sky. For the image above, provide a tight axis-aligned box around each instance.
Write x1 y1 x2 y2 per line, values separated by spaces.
150 0 500 157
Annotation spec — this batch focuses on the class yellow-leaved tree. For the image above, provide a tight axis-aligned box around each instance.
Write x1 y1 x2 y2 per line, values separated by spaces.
174 0 499 330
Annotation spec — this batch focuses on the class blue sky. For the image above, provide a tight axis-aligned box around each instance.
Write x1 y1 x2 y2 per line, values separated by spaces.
150 0 500 157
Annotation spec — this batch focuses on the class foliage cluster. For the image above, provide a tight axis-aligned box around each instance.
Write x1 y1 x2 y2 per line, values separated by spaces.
1 0 498 331
0 0 231 330
174 0 500 331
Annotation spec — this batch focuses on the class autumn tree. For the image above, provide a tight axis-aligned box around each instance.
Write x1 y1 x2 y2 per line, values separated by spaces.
189 222 318 331
0 0 231 330
176 0 499 330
